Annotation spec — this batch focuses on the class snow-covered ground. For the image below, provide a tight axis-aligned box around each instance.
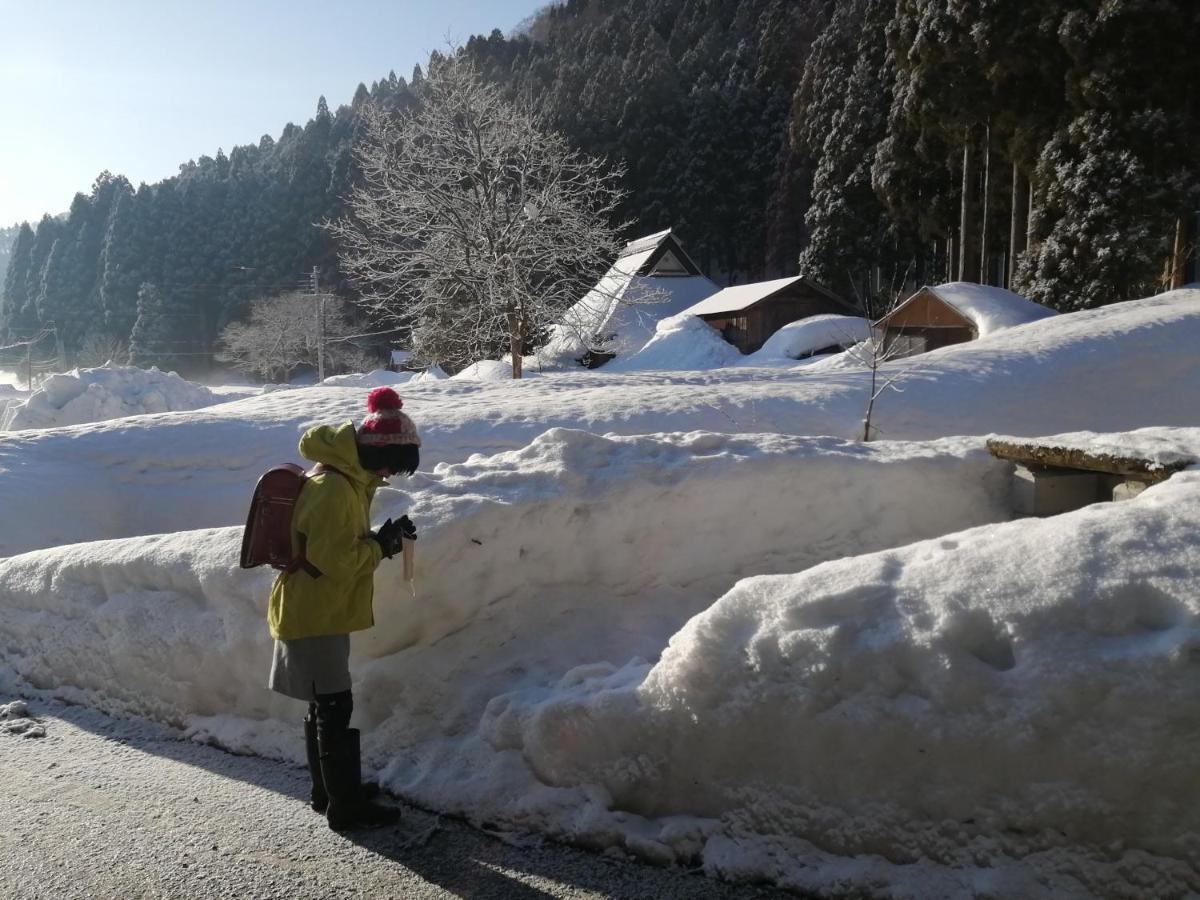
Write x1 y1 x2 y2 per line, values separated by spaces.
2 288 1200 897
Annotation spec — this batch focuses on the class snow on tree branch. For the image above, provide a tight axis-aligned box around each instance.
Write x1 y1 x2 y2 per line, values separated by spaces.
329 56 629 378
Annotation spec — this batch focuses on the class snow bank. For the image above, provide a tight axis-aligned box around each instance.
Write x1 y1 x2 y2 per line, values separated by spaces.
451 359 520 381
0 430 1013 873
1 364 217 431
605 314 741 372
4 426 1199 894
497 466 1200 896
2 289 1199 558
320 369 415 388
411 365 448 382
742 314 871 364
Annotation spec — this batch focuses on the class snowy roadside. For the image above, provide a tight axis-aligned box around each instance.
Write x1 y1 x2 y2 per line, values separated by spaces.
0 697 790 900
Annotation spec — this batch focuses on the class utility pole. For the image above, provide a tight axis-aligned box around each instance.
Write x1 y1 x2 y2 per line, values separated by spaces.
308 266 326 382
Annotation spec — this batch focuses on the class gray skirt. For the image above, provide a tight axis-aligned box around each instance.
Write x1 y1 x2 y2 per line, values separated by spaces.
269 634 351 700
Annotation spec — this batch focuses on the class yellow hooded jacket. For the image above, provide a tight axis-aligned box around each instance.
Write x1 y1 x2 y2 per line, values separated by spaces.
267 422 386 640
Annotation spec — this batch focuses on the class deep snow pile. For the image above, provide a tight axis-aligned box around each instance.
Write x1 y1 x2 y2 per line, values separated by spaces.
1 364 217 431
741 314 871 365
452 359 523 381
320 369 414 388
1 289 1199 558
2 427 1199 896
605 313 742 371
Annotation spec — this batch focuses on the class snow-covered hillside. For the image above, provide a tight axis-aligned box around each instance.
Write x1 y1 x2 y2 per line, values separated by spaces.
2 288 1199 897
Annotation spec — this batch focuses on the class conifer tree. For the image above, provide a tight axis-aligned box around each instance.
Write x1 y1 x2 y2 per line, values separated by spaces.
128 281 200 371
0 223 36 340
1016 0 1200 308
797 0 899 307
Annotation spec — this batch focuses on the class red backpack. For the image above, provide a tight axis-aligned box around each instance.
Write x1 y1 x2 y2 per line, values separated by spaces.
239 463 345 572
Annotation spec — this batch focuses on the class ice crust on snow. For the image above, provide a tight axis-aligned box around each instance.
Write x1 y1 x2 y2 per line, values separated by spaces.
1 364 218 431
2 288 1200 896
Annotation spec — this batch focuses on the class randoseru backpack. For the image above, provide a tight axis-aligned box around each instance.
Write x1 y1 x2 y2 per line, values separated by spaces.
239 463 345 572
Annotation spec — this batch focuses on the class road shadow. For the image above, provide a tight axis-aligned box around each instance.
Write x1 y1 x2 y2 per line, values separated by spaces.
11 695 791 900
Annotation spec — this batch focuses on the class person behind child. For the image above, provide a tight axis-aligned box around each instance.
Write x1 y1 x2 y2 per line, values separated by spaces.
267 386 419 831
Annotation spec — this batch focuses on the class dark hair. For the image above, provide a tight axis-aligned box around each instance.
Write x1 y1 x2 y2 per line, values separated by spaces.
357 442 420 476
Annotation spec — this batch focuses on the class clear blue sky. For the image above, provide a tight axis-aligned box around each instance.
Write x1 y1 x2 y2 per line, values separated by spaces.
0 0 546 226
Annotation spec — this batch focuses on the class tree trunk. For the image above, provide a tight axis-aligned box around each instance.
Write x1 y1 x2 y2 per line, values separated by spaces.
1009 163 1030 287
1025 180 1036 256
1170 214 1196 289
509 329 523 379
979 123 991 284
958 127 979 282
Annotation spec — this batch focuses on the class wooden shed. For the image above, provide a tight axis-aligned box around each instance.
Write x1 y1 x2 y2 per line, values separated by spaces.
875 283 1057 358
681 276 853 354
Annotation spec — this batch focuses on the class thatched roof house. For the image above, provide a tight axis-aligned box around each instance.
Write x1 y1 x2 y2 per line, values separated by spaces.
545 230 719 367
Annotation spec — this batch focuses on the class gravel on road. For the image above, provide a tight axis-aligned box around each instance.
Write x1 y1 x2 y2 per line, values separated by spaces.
0 697 790 900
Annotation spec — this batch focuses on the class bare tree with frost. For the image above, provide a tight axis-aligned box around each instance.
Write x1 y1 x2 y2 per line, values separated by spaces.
217 292 376 383
331 56 627 378
842 267 923 442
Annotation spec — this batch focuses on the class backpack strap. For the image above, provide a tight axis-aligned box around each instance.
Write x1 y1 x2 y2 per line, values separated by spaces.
284 464 352 579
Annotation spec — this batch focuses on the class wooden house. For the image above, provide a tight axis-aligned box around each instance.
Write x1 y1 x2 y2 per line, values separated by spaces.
875 283 1057 358
682 276 854 354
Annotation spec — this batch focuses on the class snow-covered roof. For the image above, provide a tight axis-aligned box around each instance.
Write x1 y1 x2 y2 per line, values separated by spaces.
682 275 843 317
619 228 674 259
548 230 718 360
890 282 1057 336
743 314 872 363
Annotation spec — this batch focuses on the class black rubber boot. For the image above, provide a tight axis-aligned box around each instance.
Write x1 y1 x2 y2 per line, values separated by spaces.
318 727 400 831
304 714 329 813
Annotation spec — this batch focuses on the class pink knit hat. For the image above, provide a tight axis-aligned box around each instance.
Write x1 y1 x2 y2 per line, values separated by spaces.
358 387 421 447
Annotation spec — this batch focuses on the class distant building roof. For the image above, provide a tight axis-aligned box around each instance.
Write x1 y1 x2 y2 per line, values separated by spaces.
884 282 1057 336
619 229 674 259
546 229 718 360
683 276 846 317
614 229 703 277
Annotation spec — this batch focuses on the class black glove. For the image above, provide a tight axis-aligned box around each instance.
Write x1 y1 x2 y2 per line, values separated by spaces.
397 515 417 541
371 517 404 559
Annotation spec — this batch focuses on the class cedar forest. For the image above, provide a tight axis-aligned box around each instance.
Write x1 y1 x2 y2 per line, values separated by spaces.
2 0 1197 375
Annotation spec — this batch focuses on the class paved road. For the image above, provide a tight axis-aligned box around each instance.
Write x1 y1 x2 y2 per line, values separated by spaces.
0 698 788 899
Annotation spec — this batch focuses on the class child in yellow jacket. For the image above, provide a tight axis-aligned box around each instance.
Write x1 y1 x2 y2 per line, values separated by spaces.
268 386 419 831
